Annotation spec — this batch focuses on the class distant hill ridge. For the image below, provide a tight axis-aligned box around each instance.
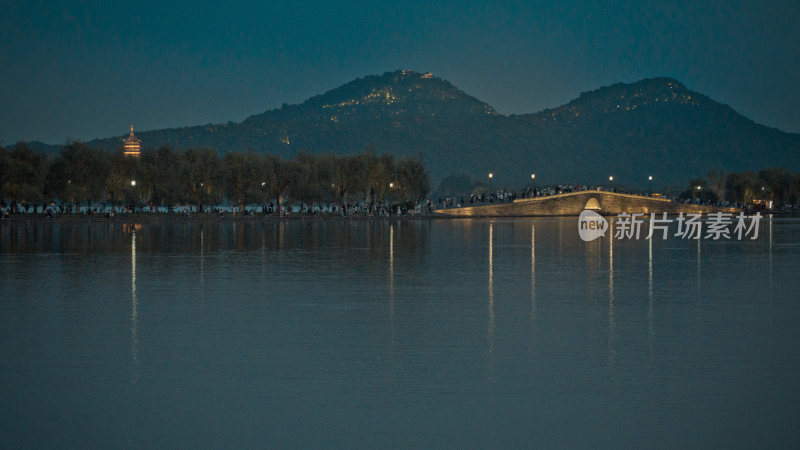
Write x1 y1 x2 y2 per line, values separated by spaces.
532 77 699 121
23 70 800 187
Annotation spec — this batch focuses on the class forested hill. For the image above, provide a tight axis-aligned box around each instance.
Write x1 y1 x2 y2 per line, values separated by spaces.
28 70 800 188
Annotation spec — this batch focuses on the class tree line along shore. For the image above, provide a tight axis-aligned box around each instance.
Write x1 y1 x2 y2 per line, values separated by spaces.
0 142 430 216
2 141 799 218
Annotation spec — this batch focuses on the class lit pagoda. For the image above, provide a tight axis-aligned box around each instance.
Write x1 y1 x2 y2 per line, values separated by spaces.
123 124 141 157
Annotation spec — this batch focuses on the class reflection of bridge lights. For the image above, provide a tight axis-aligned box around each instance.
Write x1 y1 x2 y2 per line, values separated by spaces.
531 223 536 320
131 230 139 371
487 222 495 380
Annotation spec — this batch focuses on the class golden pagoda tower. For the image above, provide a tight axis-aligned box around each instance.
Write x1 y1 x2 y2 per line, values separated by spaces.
123 124 141 157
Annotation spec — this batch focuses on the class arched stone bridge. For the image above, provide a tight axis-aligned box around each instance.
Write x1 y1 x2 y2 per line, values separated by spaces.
436 191 739 217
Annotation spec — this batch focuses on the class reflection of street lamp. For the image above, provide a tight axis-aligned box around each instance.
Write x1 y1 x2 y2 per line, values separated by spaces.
609 176 614 192
389 182 394 189
648 175 653 196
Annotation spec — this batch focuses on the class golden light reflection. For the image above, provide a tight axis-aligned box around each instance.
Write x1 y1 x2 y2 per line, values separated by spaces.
530 223 535 320
488 221 495 382
130 230 139 377
585 235 602 273
608 219 616 371
122 223 143 233
488 222 494 328
648 235 654 362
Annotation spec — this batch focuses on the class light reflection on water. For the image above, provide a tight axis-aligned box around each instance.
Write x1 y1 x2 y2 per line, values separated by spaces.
1 217 799 447
487 222 495 383
530 223 535 321
130 230 139 377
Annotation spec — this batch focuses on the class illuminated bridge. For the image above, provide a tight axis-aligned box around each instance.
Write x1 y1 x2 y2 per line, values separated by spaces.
435 191 740 217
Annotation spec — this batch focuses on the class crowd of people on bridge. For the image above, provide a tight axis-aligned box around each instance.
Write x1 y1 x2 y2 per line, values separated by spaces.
433 184 617 210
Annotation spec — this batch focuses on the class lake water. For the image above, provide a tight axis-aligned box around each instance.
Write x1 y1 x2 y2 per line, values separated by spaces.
1 217 799 448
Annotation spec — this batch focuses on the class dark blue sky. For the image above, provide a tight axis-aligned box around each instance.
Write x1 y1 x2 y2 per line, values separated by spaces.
2 0 798 144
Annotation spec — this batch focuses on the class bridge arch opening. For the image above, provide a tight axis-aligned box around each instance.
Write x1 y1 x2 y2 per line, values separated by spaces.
584 198 601 210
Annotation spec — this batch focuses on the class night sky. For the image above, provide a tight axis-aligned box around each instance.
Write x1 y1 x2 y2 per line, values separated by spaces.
1 0 798 144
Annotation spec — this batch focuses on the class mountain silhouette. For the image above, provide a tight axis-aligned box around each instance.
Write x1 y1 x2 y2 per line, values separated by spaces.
39 70 800 188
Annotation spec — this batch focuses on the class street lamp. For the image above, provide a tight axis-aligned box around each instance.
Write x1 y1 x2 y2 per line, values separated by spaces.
130 180 137 212
531 173 536 196
648 175 653 196
488 173 493 201
609 176 614 192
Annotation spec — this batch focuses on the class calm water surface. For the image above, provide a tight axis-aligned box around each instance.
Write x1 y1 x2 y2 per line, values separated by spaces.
1 217 799 448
